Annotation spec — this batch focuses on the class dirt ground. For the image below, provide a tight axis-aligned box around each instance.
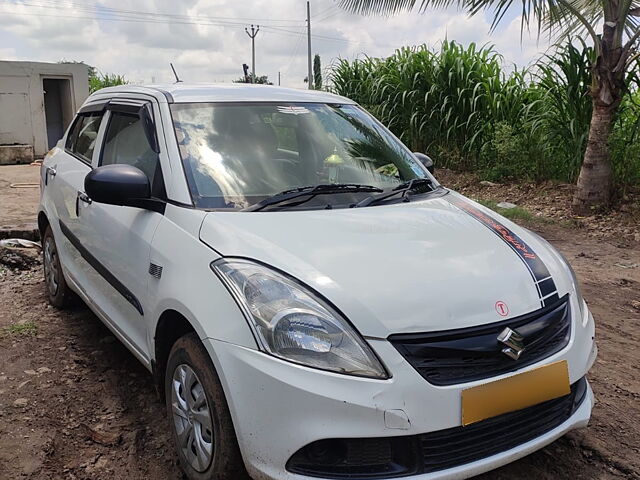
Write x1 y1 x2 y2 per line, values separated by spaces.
0 164 40 230
0 172 639 479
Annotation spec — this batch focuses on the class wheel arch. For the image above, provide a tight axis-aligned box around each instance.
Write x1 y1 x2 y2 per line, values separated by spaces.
153 309 198 399
38 210 50 239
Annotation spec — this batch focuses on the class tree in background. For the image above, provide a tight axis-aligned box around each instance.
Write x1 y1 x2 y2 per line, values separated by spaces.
59 60 127 93
234 74 274 84
314 54 323 90
89 72 127 93
337 0 640 213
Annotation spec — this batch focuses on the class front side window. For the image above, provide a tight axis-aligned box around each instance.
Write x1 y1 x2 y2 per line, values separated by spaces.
171 103 429 209
101 112 159 186
65 113 103 162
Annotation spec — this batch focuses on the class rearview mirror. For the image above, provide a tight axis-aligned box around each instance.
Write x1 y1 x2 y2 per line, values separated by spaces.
413 152 434 174
85 164 151 207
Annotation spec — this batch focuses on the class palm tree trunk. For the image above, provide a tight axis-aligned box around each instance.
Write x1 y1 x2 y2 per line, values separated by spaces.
572 102 615 212
572 17 627 214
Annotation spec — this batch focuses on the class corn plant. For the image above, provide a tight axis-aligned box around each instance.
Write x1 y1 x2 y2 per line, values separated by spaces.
329 40 640 190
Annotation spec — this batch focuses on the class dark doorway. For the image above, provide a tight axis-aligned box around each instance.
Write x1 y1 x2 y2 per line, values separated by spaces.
43 78 72 149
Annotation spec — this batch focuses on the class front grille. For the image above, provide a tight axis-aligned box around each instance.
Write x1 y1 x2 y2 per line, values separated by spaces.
420 376 588 473
389 294 571 386
287 377 588 478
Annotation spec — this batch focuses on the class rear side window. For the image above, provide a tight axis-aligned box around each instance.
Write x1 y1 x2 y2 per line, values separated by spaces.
65 113 103 162
101 112 159 185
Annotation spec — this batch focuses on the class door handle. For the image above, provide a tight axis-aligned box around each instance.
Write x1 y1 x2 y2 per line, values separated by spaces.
75 191 92 216
44 166 56 186
78 192 92 204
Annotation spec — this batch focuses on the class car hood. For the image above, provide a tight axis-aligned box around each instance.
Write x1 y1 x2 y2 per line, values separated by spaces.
199 191 571 338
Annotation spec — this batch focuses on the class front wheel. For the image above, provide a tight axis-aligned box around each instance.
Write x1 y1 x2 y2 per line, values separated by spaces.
165 333 249 480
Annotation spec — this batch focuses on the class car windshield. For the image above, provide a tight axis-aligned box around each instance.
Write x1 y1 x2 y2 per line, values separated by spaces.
170 102 431 209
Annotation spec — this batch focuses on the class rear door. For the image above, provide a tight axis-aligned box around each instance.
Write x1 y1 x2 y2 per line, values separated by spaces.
71 99 166 364
45 104 105 290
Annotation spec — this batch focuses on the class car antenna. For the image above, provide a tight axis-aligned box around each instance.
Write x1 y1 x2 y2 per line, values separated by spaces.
170 63 182 83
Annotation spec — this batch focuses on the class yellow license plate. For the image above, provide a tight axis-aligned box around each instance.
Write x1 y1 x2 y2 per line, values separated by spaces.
461 360 570 426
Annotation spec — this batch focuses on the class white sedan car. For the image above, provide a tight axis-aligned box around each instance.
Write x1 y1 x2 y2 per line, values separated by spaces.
38 84 597 480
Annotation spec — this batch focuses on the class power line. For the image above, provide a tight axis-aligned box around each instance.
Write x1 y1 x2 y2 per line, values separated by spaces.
260 24 353 43
313 3 340 18
0 7 363 45
0 0 407 60
282 26 307 74
315 5 341 22
4 0 306 26
316 10 341 23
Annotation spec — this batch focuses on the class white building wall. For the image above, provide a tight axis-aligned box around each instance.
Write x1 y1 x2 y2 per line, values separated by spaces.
0 61 89 157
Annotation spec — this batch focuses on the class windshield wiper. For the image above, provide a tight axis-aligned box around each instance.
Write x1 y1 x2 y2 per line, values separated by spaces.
244 183 383 212
354 177 434 208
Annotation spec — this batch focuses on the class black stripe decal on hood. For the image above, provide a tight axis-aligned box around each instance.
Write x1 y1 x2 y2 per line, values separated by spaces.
447 196 559 307
58 220 144 315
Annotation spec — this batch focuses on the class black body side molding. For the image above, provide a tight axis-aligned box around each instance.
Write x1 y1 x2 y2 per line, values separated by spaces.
58 220 144 315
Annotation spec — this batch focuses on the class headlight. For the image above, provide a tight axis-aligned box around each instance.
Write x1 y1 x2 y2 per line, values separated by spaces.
562 254 587 318
211 259 388 379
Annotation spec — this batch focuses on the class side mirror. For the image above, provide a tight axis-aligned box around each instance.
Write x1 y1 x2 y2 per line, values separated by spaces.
85 164 150 206
413 152 434 174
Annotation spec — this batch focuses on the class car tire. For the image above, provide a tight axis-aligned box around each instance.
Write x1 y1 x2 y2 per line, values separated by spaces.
42 225 73 309
165 332 249 480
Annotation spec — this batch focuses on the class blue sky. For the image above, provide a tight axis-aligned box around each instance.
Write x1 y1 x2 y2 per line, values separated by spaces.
0 0 553 87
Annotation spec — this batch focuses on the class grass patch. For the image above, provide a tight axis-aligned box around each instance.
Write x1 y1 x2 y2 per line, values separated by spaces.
478 199 544 223
1 321 38 338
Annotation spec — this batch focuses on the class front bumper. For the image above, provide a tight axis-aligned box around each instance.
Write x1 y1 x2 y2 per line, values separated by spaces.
202 301 596 480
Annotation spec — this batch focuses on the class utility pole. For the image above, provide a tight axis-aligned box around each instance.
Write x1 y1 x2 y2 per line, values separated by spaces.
245 24 260 83
278 71 281 86
306 1 312 90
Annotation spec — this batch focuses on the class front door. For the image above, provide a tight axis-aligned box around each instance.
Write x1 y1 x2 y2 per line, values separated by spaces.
72 101 166 364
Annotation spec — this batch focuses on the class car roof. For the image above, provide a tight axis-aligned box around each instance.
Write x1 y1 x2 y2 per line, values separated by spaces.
94 83 356 104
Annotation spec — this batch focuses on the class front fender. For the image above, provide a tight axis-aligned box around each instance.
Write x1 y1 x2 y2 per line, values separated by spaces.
147 206 258 361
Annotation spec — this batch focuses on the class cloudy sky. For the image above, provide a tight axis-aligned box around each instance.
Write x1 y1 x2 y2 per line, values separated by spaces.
0 0 554 88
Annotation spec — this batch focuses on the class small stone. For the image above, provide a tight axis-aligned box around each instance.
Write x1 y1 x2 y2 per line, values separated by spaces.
24 370 36 376
17 380 30 390
13 398 28 407
36 367 51 374
480 180 499 186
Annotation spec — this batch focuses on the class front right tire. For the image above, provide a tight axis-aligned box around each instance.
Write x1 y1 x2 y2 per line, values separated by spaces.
165 333 249 480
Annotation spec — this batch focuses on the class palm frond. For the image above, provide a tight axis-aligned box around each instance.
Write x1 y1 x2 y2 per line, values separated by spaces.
338 0 640 47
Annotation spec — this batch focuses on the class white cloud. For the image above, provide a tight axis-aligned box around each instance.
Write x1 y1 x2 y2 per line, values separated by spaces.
0 0 552 87
0 47 17 60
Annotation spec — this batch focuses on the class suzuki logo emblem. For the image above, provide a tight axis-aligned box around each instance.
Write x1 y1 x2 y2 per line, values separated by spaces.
497 327 525 360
